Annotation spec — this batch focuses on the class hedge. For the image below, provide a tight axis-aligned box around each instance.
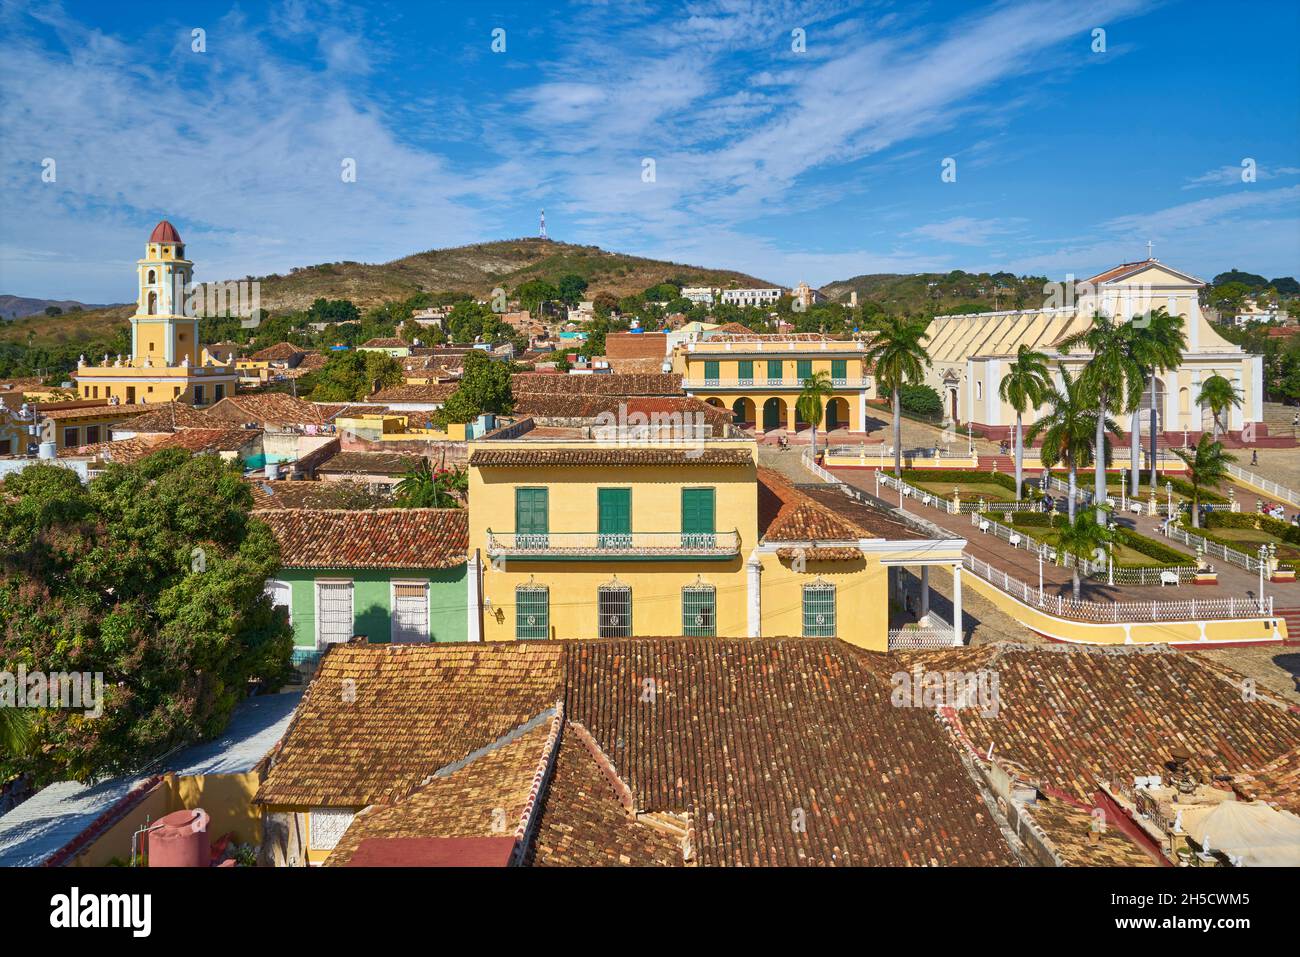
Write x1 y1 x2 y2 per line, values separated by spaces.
1205 510 1300 544
1166 475 1229 504
901 468 1023 494
989 513 1190 567
899 384 944 418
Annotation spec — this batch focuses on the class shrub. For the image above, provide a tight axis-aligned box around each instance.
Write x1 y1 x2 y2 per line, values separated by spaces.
899 384 943 418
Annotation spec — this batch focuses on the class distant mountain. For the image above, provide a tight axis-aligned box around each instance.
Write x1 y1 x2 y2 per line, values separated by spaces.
241 237 777 313
818 270 1048 316
0 295 122 321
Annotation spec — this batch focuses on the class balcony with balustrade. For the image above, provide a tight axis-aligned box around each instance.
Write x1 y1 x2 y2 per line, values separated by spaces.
485 529 742 561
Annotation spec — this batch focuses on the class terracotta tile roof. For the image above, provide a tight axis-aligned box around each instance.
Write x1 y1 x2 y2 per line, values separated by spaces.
775 545 862 562
114 401 218 434
38 403 152 422
255 643 565 807
511 394 730 431
1232 747 1300 813
249 342 306 362
248 480 387 511
604 332 667 361
757 467 869 542
361 337 408 348
1024 795 1159 867
795 481 931 540
917 643 1300 804
1080 260 1151 285
562 638 1016 866
511 372 683 396
58 435 165 462
258 508 467 569
312 402 390 421
469 447 752 468
316 450 425 476
526 722 685 867
324 712 562 866
59 428 255 462
366 383 456 403
711 322 756 335
205 393 327 427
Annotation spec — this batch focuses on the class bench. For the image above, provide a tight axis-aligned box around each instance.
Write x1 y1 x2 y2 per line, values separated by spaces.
1009 533 1022 548
978 520 990 533
1159 570 1179 587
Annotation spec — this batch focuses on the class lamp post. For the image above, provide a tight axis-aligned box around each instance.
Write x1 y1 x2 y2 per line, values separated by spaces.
1107 521 1117 586
967 423 974 457
1120 468 1127 511
1258 544 1268 613
1038 544 1046 602
1165 481 1173 519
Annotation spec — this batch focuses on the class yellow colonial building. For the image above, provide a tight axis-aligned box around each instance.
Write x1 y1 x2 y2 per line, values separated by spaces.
465 424 964 649
672 333 875 435
74 220 238 407
923 258 1267 442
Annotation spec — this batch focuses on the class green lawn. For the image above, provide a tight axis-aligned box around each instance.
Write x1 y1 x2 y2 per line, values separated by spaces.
914 481 1017 502
1027 530 1164 566
1207 526 1300 561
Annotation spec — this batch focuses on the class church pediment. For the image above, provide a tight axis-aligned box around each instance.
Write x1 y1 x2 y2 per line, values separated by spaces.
1087 260 1206 289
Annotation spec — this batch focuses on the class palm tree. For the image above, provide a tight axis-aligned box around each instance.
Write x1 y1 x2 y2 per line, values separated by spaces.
862 314 931 477
796 370 835 461
1055 511 1114 600
395 461 466 508
1027 366 1121 522
1172 434 1235 528
0 707 34 762
1060 312 1145 524
1196 374 1243 441
1127 308 1186 492
998 345 1050 499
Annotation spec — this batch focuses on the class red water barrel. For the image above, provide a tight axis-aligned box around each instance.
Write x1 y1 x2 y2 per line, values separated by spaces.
148 809 211 867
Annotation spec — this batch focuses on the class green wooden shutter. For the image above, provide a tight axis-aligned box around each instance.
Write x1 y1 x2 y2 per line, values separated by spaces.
515 488 548 546
767 359 783 381
704 360 720 382
797 359 813 381
738 360 753 381
598 488 631 547
832 359 847 382
681 488 715 547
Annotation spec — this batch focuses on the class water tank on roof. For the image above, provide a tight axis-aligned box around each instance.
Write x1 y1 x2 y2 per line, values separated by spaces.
37 441 56 459
148 808 211 867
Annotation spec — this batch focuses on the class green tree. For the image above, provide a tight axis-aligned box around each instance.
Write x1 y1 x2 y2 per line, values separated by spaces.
440 349 514 423
557 274 590 307
1195 374 1243 440
1055 511 1114 600
1060 312 1145 523
516 280 560 314
394 462 467 508
307 297 360 325
862 315 931 476
0 452 293 783
1171 434 1235 528
1127 308 1186 491
1027 366 1119 522
796 370 835 460
310 350 403 402
998 345 1050 499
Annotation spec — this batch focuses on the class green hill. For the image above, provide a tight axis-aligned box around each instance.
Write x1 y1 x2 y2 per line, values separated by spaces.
819 270 1048 316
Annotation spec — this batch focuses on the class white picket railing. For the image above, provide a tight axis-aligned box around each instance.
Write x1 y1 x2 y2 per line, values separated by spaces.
888 626 959 650
1163 522 1261 572
1227 464 1300 508
961 553 1272 622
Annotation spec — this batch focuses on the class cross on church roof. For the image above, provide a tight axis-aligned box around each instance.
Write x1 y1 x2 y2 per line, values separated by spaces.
1145 240 1155 260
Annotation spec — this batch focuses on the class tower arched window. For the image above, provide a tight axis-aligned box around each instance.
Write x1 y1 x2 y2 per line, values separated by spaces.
147 292 157 315
147 269 156 284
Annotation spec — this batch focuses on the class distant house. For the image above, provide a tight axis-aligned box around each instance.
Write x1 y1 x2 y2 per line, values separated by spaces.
358 337 412 358
258 508 470 668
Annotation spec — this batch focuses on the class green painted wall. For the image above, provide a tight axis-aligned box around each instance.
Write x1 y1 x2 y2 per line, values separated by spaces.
274 565 468 647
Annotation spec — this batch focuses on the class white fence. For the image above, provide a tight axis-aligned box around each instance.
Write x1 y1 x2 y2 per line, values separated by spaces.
1228 464 1300 508
887 626 959 650
1163 522 1261 572
962 553 1271 621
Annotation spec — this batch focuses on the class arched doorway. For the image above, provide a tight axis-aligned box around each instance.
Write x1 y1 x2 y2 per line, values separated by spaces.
1138 377 1166 433
704 397 725 410
825 397 849 431
762 397 786 431
731 397 755 426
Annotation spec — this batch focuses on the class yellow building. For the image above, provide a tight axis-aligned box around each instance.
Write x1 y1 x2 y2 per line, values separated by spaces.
466 426 964 650
672 333 876 435
74 220 238 407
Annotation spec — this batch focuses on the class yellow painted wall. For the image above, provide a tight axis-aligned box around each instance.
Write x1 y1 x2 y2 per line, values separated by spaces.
758 553 890 650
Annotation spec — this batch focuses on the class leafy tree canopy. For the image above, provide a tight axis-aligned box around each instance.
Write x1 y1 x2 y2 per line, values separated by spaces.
309 349 404 401
439 349 514 424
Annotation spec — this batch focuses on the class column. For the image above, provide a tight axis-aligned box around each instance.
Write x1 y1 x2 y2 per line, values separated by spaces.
857 390 867 433
786 399 797 433
746 551 762 638
466 550 483 642
951 564 962 646
920 566 930 617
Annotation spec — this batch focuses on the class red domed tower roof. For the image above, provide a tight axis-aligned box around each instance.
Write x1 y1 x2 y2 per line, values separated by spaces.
149 220 182 244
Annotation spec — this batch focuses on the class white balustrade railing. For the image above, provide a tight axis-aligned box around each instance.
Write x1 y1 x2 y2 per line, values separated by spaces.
961 553 1271 621
1163 522 1260 572
1227 464 1300 508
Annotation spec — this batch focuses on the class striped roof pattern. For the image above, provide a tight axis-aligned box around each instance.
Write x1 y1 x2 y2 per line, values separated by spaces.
257 508 468 569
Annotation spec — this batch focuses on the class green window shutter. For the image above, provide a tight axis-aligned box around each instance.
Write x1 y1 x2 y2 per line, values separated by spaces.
598 488 631 547
704 360 720 381
682 585 717 637
515 488 548 546
738 360 753 381
681 488 715 547
802 583 836 637
767 359 783 381
516 586 549 640
797 359 813 381
832 359 847 381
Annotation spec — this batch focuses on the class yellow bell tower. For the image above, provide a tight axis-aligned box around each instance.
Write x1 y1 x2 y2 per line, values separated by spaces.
130 220 199 367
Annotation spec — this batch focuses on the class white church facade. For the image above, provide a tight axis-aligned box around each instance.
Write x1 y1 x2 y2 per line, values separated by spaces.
921 258 1267 443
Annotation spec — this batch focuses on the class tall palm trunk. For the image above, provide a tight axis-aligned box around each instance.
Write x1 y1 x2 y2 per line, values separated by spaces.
1094 398 1108 524
892 387 902 477
810 421 818 462
1130 407 1141 496
1191 491 1201 528
1148 374 1159 489
1071 567 1081 600
1067 465 1077 522
1014 412 1024 499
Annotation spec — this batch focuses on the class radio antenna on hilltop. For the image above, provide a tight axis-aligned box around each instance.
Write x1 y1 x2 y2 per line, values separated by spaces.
539 209 547 240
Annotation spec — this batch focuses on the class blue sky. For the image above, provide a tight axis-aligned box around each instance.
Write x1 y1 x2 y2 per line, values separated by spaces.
2 0 1297 302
